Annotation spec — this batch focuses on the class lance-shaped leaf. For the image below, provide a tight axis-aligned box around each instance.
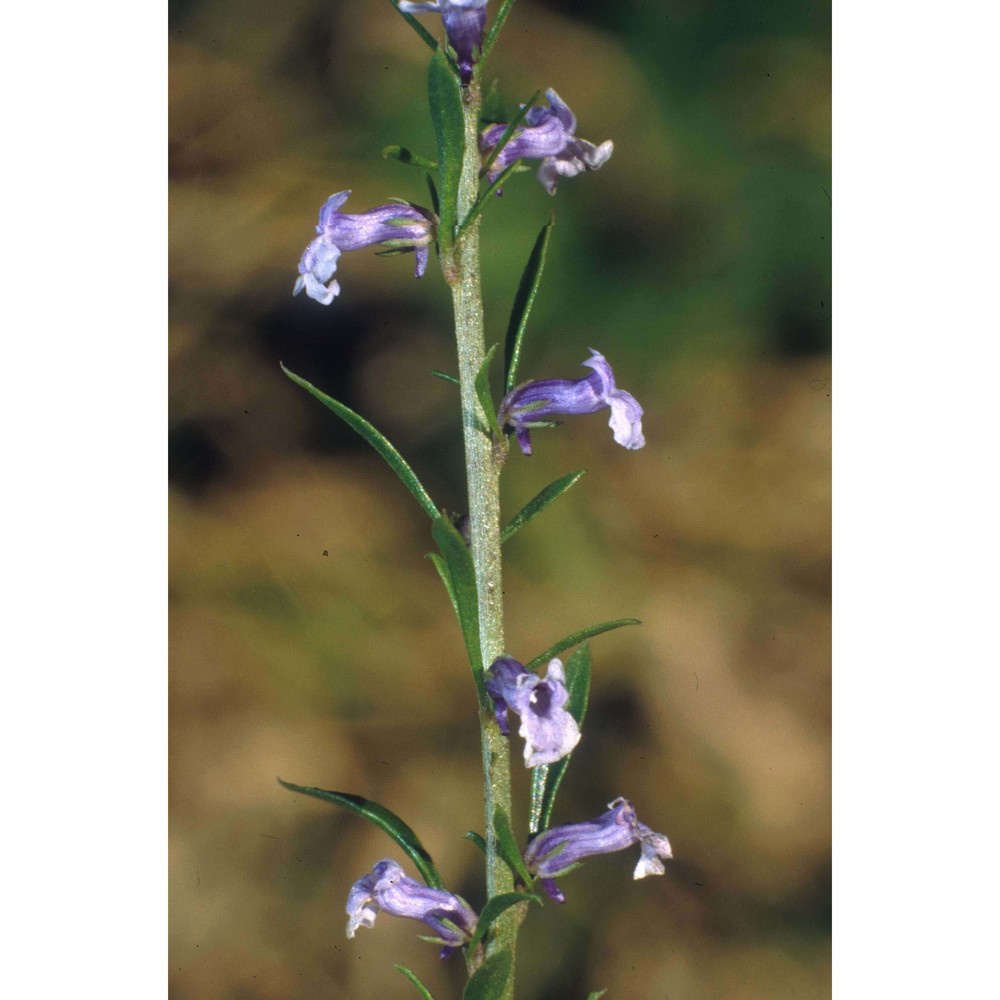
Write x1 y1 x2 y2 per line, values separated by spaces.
492 806 532 885
504 219 555 392
457 161 524 237
585 991 608 1000
463 948 513 1000
383 145 438 172
281 365 438 520
480 0 519 63
388 0 440 54
431 516 484 695
277 780 444 889
529 644 592 835
501 469 586 544
481 82 508 125
467 892 541 953
395 964 436 1000
428 48 465 250
525 618 641 672
474 343 502 438
464 830 488 855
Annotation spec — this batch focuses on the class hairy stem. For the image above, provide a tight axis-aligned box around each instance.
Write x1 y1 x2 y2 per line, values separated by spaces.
443 80 518 990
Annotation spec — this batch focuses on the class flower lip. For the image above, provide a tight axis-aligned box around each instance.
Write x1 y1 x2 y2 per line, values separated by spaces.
486 656 581 767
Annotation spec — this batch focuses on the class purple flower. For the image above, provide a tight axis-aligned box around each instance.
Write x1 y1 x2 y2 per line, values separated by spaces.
399 0 488 85
294 191 434 305
498 349 645 455
479 89 614 195
523 798 673 903
346 858 478 959
486 656 582 767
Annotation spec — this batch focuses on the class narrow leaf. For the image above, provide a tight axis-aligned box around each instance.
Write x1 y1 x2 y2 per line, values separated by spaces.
383 145 438 172
529 644 592 835
585 991 608 1000
481 82 508 125
525 618 641 673
504 219 555 391
431 516 484 694
462 948 513 1000
425 173 440 217
480 91 540 177
457 160 523 237
501 469 586 544
492 806 532 885
480 0 519 62
430 369 460 385
388 0 440 54
464 830 487 855
394 964 436 1000
281 365 438 520
426 551 459 618
428 49 465 250
277 780 444 889
467 892 541 953
474 343 502 438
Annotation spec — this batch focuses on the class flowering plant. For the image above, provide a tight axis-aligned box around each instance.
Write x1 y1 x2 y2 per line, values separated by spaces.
279 3 670 996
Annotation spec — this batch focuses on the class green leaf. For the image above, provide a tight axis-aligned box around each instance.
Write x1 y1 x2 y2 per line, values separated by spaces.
474 343 502 438
492 806 532 885
431 516 484 694
480 0 519 63
281 365 438 521
462 948 513 1000
457 161 522 237
430 369 460 386
529 644 592 835
503 219 555 391
467 892 541 953
382 145 438 172
524 618 641 673
481 81 508 124
277 780 444 889
501 469 586 544
388 0 440 54
394 964 436 1000
464 830 487 855
426 551 459 618
425 173 441 217
480 91 540 178
585 991 608 1000
428 49 465 250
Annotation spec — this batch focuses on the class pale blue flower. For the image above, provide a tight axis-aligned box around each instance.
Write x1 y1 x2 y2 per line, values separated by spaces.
498 350 645 454
294 191 433 305
346 858 478 959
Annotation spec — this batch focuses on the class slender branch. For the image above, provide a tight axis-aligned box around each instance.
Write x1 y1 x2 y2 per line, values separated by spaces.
441 82 519 994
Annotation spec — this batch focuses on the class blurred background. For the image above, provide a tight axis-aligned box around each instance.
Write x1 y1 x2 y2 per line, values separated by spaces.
169 1 830 997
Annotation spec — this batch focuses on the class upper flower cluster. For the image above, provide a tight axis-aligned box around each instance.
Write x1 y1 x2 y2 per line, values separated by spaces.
294 191 434 305
479 89 614 195
399 0 488 85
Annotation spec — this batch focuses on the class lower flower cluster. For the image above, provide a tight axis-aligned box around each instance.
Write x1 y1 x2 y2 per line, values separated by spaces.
343 649 671 959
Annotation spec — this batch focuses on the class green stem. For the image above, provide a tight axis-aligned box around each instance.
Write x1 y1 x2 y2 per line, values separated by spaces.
442 81 518 992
